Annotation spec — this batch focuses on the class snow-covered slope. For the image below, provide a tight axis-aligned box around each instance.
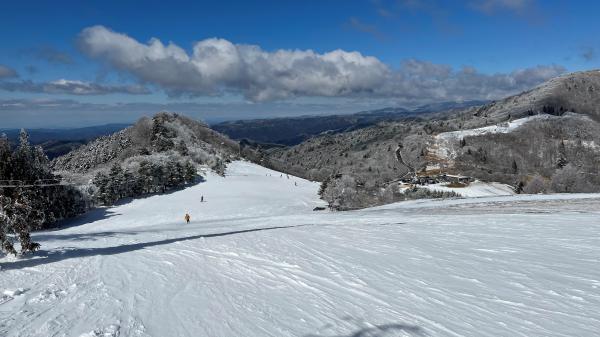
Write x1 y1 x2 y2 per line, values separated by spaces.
420 181 516 197
2 161 600 337
437 115 552 141
431 115 553 160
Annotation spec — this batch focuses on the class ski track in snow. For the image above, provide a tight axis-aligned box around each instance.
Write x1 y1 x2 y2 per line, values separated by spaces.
2 161 600 337
436 115 552 143
420 181 515 198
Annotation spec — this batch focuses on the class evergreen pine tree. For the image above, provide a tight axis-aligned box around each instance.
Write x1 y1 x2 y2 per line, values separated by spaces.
184 162 197 183
0 196 17 255
0 134 12 180
107 163 124 203
93 172 110 204
0 191 41 255
177 140 189 156
137 161 153 193
13 129 33 181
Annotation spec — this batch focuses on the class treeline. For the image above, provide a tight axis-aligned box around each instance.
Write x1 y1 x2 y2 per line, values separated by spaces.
1 130 87 255
92 159 197 205
319 174 459 210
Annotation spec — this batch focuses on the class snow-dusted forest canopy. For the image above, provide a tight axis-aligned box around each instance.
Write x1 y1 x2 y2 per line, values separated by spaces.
92 160 197 205
76 113 236 206
0 130 87 255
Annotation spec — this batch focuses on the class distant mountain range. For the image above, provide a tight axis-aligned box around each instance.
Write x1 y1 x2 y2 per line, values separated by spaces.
1 101 485 158
1 124 130 159
211 100 487 146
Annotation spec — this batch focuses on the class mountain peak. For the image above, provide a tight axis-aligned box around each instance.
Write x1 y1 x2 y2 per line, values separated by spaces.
52 112 239 176
470 70 600 123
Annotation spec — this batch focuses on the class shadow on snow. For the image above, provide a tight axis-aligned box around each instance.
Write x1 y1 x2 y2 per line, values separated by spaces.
2 224 308 270
45 175 207 232
305 322 425 337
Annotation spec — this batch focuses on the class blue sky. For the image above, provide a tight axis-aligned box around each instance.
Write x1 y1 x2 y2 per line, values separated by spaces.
0 0 599 128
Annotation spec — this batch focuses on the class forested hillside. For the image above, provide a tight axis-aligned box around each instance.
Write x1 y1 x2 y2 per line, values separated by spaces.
53 112 240 206
265 71 600 209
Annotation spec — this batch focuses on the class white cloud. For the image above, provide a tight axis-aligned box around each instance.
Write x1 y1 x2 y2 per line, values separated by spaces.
78 25 390 101
0 79 150 95
77 25 565 104
383 60 565 102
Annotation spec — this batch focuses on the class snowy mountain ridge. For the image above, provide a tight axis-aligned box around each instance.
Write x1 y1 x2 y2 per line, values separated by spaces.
52 112 239 176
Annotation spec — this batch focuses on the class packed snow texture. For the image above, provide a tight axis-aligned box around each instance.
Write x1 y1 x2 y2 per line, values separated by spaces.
1 161 600 337
420 181 516 197
437 115 552 141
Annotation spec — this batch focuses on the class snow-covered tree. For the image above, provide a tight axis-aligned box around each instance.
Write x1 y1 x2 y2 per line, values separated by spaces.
0 129 88 254
523 175 547 194
183 161 197 183
0 192 41 255
92 157 198 206
550 164 583 193
0 196 17 255
0 134 12 179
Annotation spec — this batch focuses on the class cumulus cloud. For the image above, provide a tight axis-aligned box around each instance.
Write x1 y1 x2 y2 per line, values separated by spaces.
77 25 390 101
0 79 150 95
0 65 18 79
384 60 566 102
77 25 565 103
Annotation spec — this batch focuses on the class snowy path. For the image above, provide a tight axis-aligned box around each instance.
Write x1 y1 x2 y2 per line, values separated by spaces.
1 161 600 337
420 181 515 197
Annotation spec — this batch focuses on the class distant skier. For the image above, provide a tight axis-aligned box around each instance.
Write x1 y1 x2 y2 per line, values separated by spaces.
201 195 204 202
294 181 297 186
184 213 190 224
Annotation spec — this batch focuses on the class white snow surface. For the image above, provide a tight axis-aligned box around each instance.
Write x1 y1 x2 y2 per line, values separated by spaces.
431 115 553 160
2 161 600 337
436 115 552 142
420 181 516 197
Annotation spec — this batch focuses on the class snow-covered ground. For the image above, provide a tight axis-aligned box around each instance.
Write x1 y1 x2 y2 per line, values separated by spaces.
2 161 600 337
431 115 553 160
420 181 515 197
437 115 552 142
